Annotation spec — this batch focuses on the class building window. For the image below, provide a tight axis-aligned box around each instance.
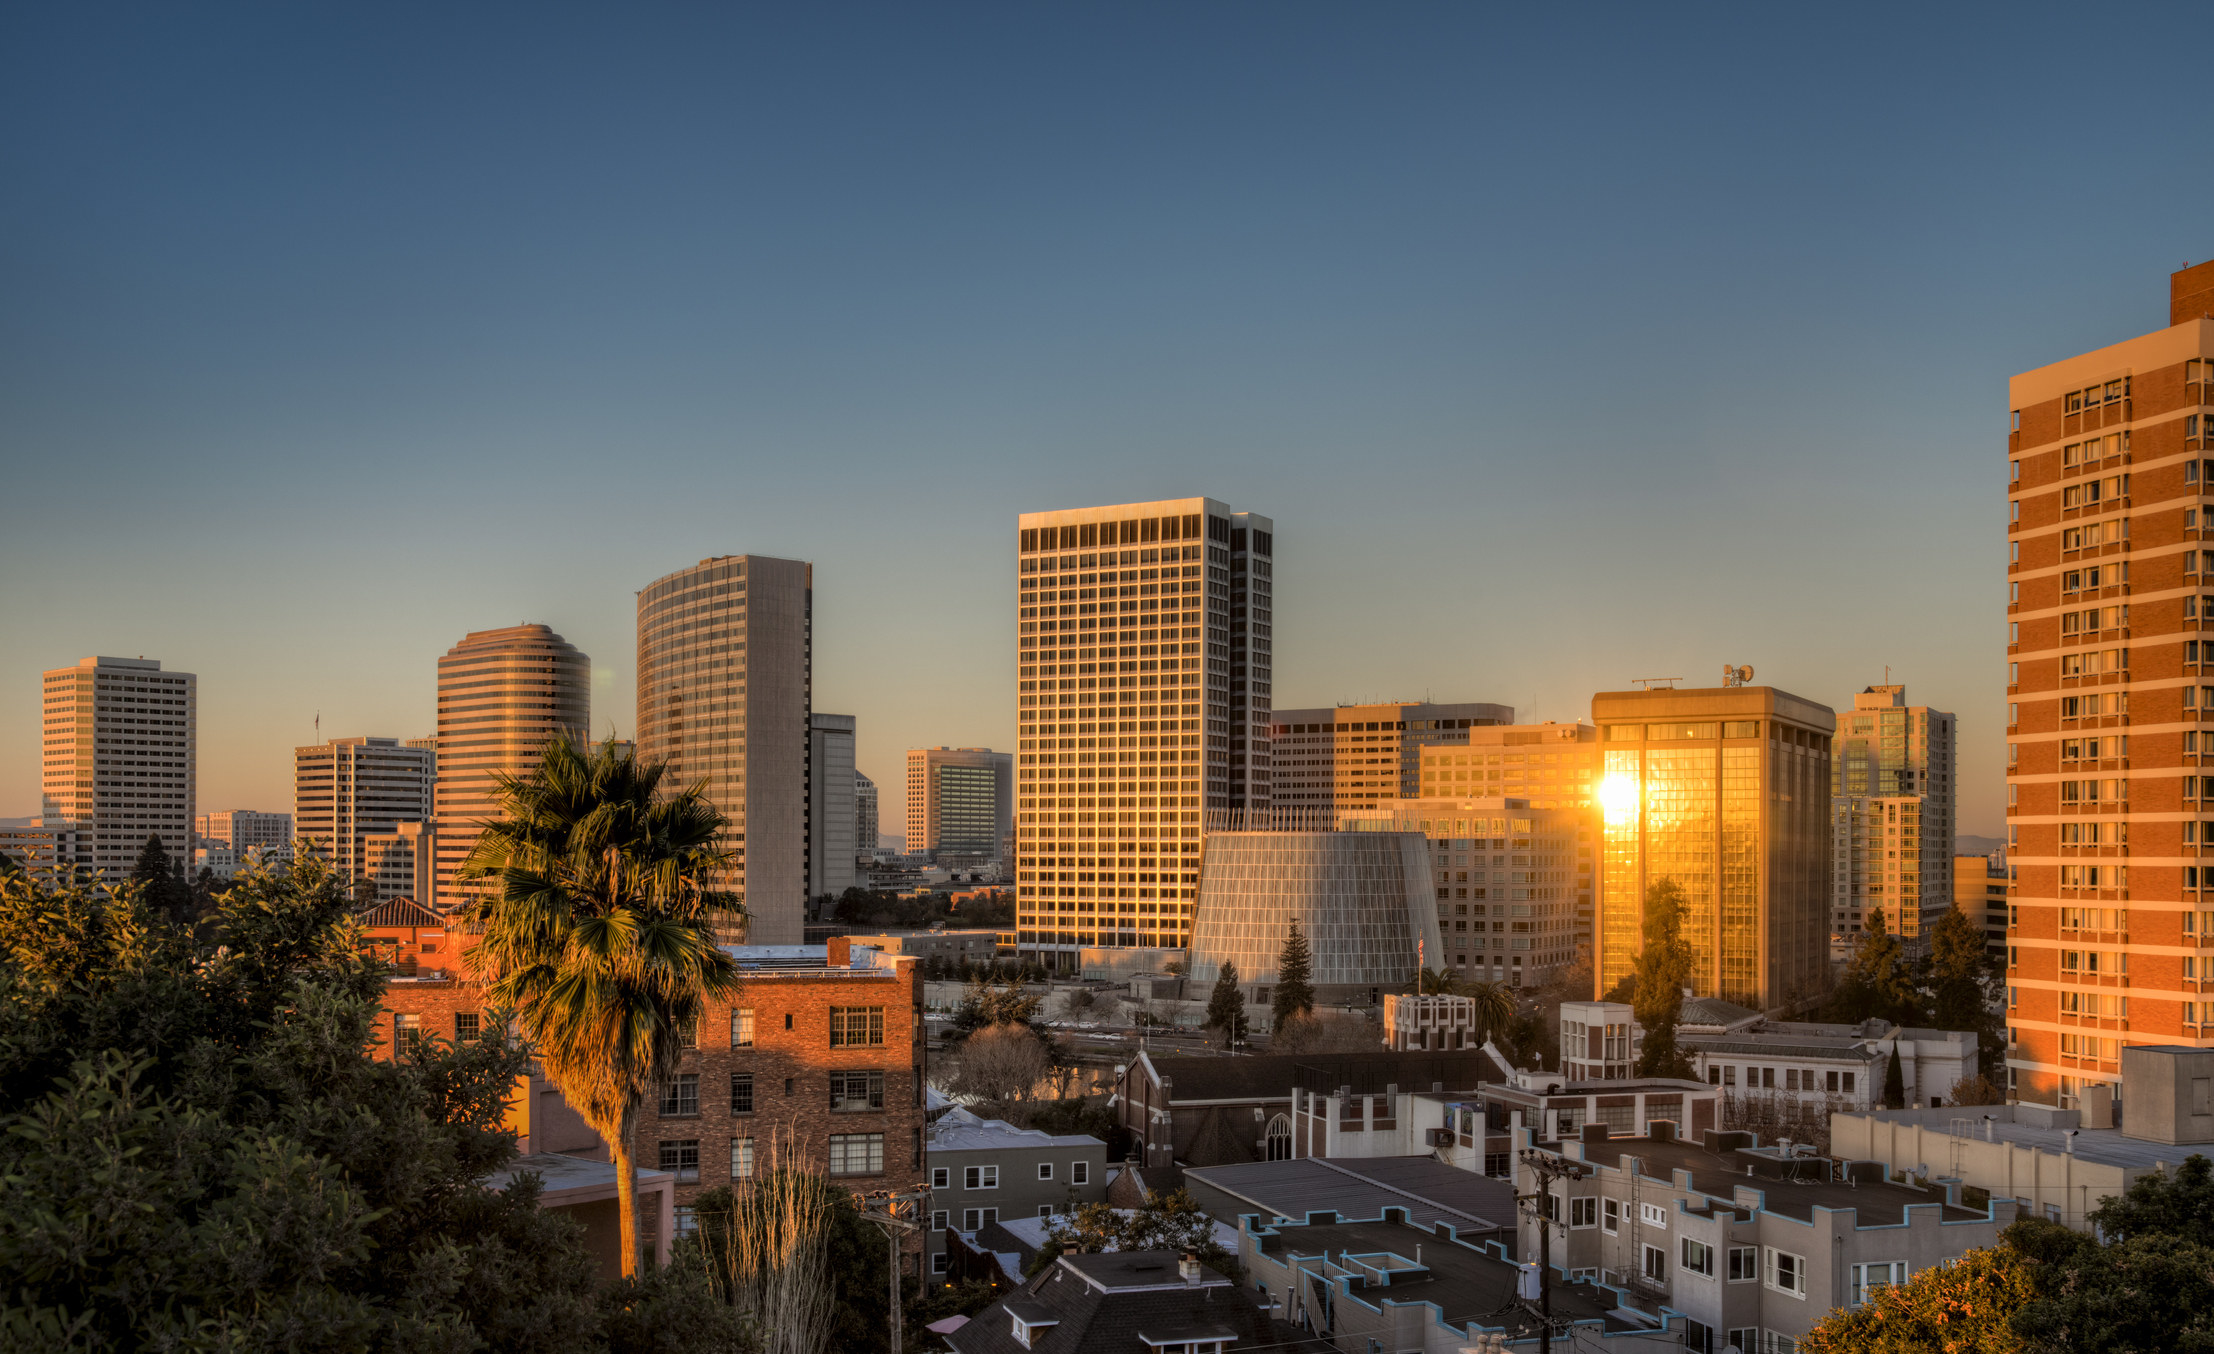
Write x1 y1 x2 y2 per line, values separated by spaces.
1038 1162 1055 1181
829 1133 885 1176
731 1137 754 1180
1569 1197 1597 1229
1767 1247 1806 1296
1072 1161 1090 1185
829 1069 886 1112
1850 1261 1906 1305
454 1011 481 1043
1727 1330 1759 1354
675 1205 697 1237
961 1207 999 1232
964 1165 1000 1190
931 1210 949 1231
1038 1205 1055 1219
1643 1244 1668 1283
678 1019 698 1051
1640 1202 1668 1229
1602 1198 1620 1234
731 1072 754 1114
1682 1238 1714 1277
660 1073 700 1117
930 1252 950 1275
1728 1246 1758 1281
732 1008 755 1047
659 1139 700 1184
932 1167 951 1189
830 1006 886 1047
393 1012 422 1060
1484 1152 1510 1177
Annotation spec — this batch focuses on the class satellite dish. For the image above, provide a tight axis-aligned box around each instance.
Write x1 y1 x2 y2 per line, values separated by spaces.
1738 665 1754 684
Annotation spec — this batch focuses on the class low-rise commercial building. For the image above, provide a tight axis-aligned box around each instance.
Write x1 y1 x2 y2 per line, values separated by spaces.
1518 1123 2017 1354
485 1154 676 1279
926 1107 1108 1275
1831 1044 2214 1231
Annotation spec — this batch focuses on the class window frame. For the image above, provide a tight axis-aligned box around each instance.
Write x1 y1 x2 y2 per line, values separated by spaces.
829 1068 887 1112
1038 1162 1055 1181
828 1132 886 1177
659 1072 701 1117
1766 1246 1807 1297
1601 1198 1621 1234
1569 1196 1598 1229
829 1005 886 1047
732 1008 755 1047
658 1137 701 1184
730 1136 754 1181
964 1164 1001 1191
1072 1161 1089 1185
1727 1246 1759 1282
730 1071 754 1114
1682 1237 1714 1277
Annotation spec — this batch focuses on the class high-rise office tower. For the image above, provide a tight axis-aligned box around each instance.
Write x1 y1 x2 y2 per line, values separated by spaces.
1014 498 1273 967
40 656 196 877
363 820 435 903
906 747 1013 865
195 809 294 856
432 625 589 909
1827 685 1957 959
809 713 857 901
636 556 812 944
1268 701 1515 814
2005 261 2214 1109
1591 683 1834 1010
855 772 880 864
295 736 436 885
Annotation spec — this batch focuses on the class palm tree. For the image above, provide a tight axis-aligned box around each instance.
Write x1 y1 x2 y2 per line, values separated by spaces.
1461 979 1515 1046
1416 967 1462 995
459 735 744 1277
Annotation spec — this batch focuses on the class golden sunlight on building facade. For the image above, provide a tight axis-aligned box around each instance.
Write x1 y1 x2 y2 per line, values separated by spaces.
39 655 196 877
2005 260 2214 1108
1591 684 1833 1011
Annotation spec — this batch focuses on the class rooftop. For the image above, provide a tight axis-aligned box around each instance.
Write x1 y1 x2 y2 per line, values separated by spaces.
1139 1048 1499 1103
1841 1105 2214 1172
1570 1136 1985 1226
930 1107 1105 1153
487 1153 675 1199
1186 1155 1513 1234
949 1250 1272 1354
1253 1217 1634 1336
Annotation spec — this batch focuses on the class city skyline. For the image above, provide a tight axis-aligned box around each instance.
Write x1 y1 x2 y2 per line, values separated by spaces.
9 9 2214 837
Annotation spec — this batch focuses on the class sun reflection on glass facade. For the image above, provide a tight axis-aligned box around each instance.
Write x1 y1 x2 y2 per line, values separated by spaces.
1593 687 1834 1010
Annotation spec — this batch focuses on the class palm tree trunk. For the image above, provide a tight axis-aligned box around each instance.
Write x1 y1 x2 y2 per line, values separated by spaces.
614 1105 639 1277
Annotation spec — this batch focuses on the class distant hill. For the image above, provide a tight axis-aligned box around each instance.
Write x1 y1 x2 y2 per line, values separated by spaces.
1955 834 2005 858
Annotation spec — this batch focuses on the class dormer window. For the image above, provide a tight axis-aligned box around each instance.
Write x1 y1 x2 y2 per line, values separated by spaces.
1010 1313 1060 1349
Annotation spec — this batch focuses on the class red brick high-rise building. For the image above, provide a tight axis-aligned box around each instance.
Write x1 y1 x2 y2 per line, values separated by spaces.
2007 260 2214 1107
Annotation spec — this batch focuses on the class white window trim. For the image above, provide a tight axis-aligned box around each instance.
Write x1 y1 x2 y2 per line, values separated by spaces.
1039 1162 1055 1181
1766 1246 1808 1298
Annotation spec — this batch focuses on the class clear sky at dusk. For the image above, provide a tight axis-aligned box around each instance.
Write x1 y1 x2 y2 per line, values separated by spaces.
4 4 2210 836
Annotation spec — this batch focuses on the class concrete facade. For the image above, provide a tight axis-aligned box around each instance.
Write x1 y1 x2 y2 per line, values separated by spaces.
40 655 197 878
1830 685 1958 959
295 737 434 895
431 625 589 910
636 556 812 944
808 713 857 901
1267 700 1515 813
1014 497 1272 965
923 1107 1107 1274
2005 264 2214 1108
907 746 1014 866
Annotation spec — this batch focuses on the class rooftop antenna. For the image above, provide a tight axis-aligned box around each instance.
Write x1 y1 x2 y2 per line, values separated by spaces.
1720 666 1753 689
1631 676 1682 691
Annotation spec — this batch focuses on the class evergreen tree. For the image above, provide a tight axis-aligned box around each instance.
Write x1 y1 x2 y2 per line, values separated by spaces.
129 833 172 885
1632 879 1695 1078
1883 1045 1906 1109
1829 907 1926 1028
1271 922 1314 1027
130 834 196 925
1205 961 1248 1049
1928 901 2004 1066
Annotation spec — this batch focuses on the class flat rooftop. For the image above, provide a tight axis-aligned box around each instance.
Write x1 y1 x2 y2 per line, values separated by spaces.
1255 1218 1635 1337
1842 1106 2209 1172
1574 1138 1984 1226
1187 1156 1513 1235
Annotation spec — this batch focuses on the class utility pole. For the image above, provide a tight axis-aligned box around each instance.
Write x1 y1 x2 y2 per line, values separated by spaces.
1517 1146 1592 1354
859 1186 929 1354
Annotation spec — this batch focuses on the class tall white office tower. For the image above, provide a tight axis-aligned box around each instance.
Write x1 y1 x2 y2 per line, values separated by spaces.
294 736 436 887
40 656 197 878
432 626 590 909
809 712 857 902
1013 498 1274 969
636 556 813 945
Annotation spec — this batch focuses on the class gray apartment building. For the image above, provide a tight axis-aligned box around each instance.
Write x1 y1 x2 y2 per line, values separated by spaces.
925 1107 1106 1275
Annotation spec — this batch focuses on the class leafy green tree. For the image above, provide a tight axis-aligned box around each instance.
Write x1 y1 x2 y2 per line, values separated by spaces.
1029 1189 1240 1280
0 856 650 1351
2089 1153 2214 1244
460 734 744 1278
1828 906 1926 1028
1632 879 1695 1078
1271 922 1314 1027
2008 1213 2214 1353
1205 960 1248 1049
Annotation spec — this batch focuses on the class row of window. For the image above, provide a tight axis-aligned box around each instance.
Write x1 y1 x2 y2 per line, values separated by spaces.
667 1068 896 1117
1609 1233 1809 1298
927 1160 1091 1191
657 1132 885 1184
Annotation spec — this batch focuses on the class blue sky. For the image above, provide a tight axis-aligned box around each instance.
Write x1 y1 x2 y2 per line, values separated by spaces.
4 3 2209 836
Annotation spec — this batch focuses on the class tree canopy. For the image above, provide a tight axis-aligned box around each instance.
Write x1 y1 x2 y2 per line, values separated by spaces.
1205 961 1247 1048
1271 922 1314 1026
1029 1189 1239 1281
0 855 738 1352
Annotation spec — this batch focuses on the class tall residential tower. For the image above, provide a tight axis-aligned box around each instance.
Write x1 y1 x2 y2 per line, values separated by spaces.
431 626 589 909
1014 498 1272 966
2005 261 2214 1108
40 656 196 877
636 556 813 945
1828 685 1957 959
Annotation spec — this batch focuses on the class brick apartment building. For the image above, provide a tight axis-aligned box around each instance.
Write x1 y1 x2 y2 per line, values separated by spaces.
2007 259 2214 1107
376 935 928 1246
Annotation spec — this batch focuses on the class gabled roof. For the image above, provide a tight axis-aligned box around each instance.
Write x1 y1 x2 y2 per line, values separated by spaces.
360 897 442 929
947 1251 1273 1354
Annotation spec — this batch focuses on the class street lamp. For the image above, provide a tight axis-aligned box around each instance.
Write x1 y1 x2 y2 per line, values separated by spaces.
1516 1147 1593 1354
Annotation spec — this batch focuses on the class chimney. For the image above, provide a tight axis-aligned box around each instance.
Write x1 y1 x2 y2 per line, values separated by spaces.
1179 1253 1202 1284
